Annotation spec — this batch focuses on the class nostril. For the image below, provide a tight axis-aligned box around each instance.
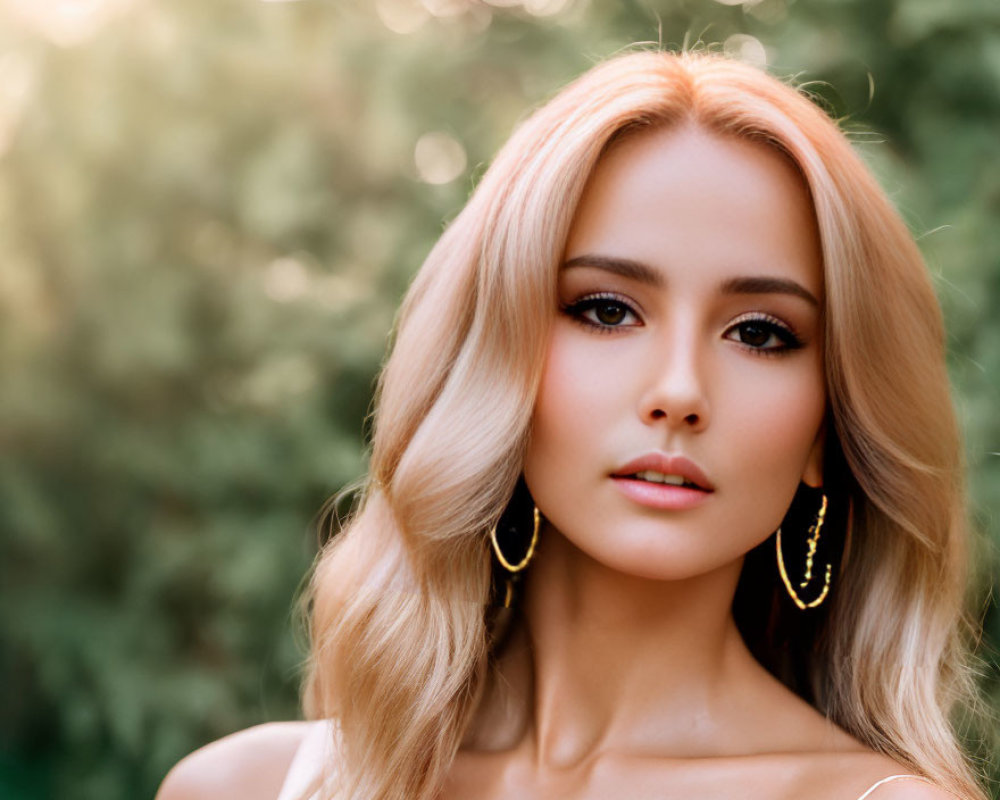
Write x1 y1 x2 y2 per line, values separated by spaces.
650 409 666 419
685 413 699 424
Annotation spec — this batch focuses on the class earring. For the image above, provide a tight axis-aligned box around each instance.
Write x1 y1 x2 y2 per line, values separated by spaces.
776 493 832 610
489 504 540 608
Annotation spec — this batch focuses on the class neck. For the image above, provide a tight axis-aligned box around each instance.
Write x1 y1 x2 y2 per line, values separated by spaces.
472 522 767 767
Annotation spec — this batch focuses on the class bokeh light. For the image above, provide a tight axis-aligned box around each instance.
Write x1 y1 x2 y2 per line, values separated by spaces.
263 257 310 303
414 131 468 185
524 0 573 17
0 0 133 47
724 33 768 67
376 0 430 35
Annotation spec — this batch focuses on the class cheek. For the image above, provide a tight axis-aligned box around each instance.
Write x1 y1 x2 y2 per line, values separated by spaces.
731 374 822 447
527 336 586 467
529 330 620 451
523 329 617 504
717 358 826 516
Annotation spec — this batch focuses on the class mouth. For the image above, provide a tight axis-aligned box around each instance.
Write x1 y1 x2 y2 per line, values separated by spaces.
618 470 708 491
610 453 715 493
609 472 712 510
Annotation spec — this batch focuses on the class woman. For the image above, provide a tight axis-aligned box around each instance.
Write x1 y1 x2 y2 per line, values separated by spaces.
158 50 989 800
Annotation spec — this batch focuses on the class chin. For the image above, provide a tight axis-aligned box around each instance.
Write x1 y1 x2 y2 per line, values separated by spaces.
564 527 732 582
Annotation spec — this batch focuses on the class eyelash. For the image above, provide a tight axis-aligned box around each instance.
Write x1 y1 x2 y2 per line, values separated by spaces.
559 293 805 356
560 292 639 334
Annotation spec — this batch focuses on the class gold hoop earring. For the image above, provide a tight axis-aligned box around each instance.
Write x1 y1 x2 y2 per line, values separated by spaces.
776 493 832 610
490 505 540 607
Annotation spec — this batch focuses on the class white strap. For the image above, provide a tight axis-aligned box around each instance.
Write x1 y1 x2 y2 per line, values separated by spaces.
855 774 934 800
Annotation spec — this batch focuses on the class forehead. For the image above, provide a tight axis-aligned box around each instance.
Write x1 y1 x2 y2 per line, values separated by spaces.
563 124 824 301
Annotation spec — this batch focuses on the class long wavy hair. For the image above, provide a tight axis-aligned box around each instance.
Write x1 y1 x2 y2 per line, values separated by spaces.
299 50 988 800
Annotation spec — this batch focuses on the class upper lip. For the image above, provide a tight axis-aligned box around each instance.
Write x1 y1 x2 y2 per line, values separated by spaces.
611 453 715 492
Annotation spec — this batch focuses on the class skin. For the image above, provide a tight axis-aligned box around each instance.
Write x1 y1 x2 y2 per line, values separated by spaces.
155 126 955 800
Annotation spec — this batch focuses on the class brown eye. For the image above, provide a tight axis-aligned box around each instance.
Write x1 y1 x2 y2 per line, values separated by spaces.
594 302 628 326
736 321 774 348
724 315 803 356
561 294 640 331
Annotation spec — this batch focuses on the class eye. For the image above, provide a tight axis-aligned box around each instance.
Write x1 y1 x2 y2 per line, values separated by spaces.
561 294 641 331
725 314 803 355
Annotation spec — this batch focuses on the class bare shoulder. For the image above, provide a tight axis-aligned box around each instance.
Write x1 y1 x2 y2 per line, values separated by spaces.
801 751 960 800
155 720 319 800
856 776 962 800
744 674 962 800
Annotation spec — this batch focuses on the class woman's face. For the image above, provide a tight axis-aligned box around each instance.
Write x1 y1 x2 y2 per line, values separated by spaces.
522 124 826 581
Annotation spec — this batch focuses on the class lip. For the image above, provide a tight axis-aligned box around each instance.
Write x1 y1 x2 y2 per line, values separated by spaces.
611 453 715 492
611 477 711 510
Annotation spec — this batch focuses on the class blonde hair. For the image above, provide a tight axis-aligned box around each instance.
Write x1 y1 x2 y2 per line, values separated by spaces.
301 50 988 800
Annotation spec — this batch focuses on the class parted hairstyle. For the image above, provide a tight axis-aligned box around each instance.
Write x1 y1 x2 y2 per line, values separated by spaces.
299 49 988 800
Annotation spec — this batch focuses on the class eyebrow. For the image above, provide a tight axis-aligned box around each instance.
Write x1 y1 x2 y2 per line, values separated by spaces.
561 254 820 307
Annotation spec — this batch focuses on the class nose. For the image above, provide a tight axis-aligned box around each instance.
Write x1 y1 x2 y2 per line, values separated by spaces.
637 326 709 431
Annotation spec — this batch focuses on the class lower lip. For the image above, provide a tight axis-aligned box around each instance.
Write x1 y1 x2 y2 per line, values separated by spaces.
611 477 712 510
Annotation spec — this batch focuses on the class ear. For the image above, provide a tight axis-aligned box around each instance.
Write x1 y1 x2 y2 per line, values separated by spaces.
801 419 826 489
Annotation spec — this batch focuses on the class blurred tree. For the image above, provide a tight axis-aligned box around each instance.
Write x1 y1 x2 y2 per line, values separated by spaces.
0 0 996 798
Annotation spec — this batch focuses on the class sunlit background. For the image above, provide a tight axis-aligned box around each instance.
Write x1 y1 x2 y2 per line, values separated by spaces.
0 1 998 797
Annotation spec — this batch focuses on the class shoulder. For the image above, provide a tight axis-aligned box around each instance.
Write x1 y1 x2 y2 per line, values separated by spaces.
781 747 959 800
155 721 318 800
854 776 960 800
837 762 961 800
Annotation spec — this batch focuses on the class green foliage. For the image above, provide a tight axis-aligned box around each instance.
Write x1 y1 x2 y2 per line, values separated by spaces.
0 1 996 797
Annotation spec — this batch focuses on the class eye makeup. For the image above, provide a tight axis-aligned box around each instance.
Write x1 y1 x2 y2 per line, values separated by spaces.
559 293 806 356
